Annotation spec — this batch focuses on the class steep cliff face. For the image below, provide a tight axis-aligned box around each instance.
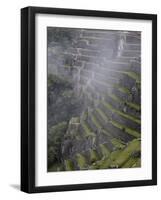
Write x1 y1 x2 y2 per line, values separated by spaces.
47 28 141 172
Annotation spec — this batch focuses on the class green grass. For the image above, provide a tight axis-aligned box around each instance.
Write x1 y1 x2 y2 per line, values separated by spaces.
111 138 126 149
109 93 141 112
115 85 131 94
91 139 141 169
132 158 141 168
101 100 114 111
81 121 95 137
117 109 140 124
101 129 112 137
100 144 110 157
89 149 99 163
109 93 120 102
97 150 122 169
126 101 141 111
76 153 88 169
122 157 138 168
96 108 109 122
96 102 140 138
89 113 102 129
111 139 141 167
102 100 140 124
111 120 140 138
65 160 74 171
123 71 140 82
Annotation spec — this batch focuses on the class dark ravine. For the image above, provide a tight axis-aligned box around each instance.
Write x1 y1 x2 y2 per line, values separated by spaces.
47 28 141 172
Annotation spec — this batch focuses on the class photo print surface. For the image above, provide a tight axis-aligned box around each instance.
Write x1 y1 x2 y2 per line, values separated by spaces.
47 27 141 172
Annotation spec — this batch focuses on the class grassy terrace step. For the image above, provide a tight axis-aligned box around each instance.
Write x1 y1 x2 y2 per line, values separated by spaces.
113 84 141 105
76 153 88 169
110 139 141 167
87 84 140 119
89 112 102 130
111 120 140 138
85 110 115 150
83 85 140 134
122 157 140 168
110 93 141 113
126 101 141 111
99 144 111 157
64 160 75 171
114 84 131 95
102 101 141 124
93 65 140 82
90 139 140 169
97 106 140 138
81 121 95 137
102 100 141 124
124 71 140 83
95 108 137 143
80 69 140 107
111 138 126 149
99 105 140 138
90 150 122 169
89 149 100 163
109 93 141 111
132 158 141 168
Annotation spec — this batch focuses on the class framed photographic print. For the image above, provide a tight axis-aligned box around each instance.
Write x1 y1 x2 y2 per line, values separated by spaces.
21 6 157 193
